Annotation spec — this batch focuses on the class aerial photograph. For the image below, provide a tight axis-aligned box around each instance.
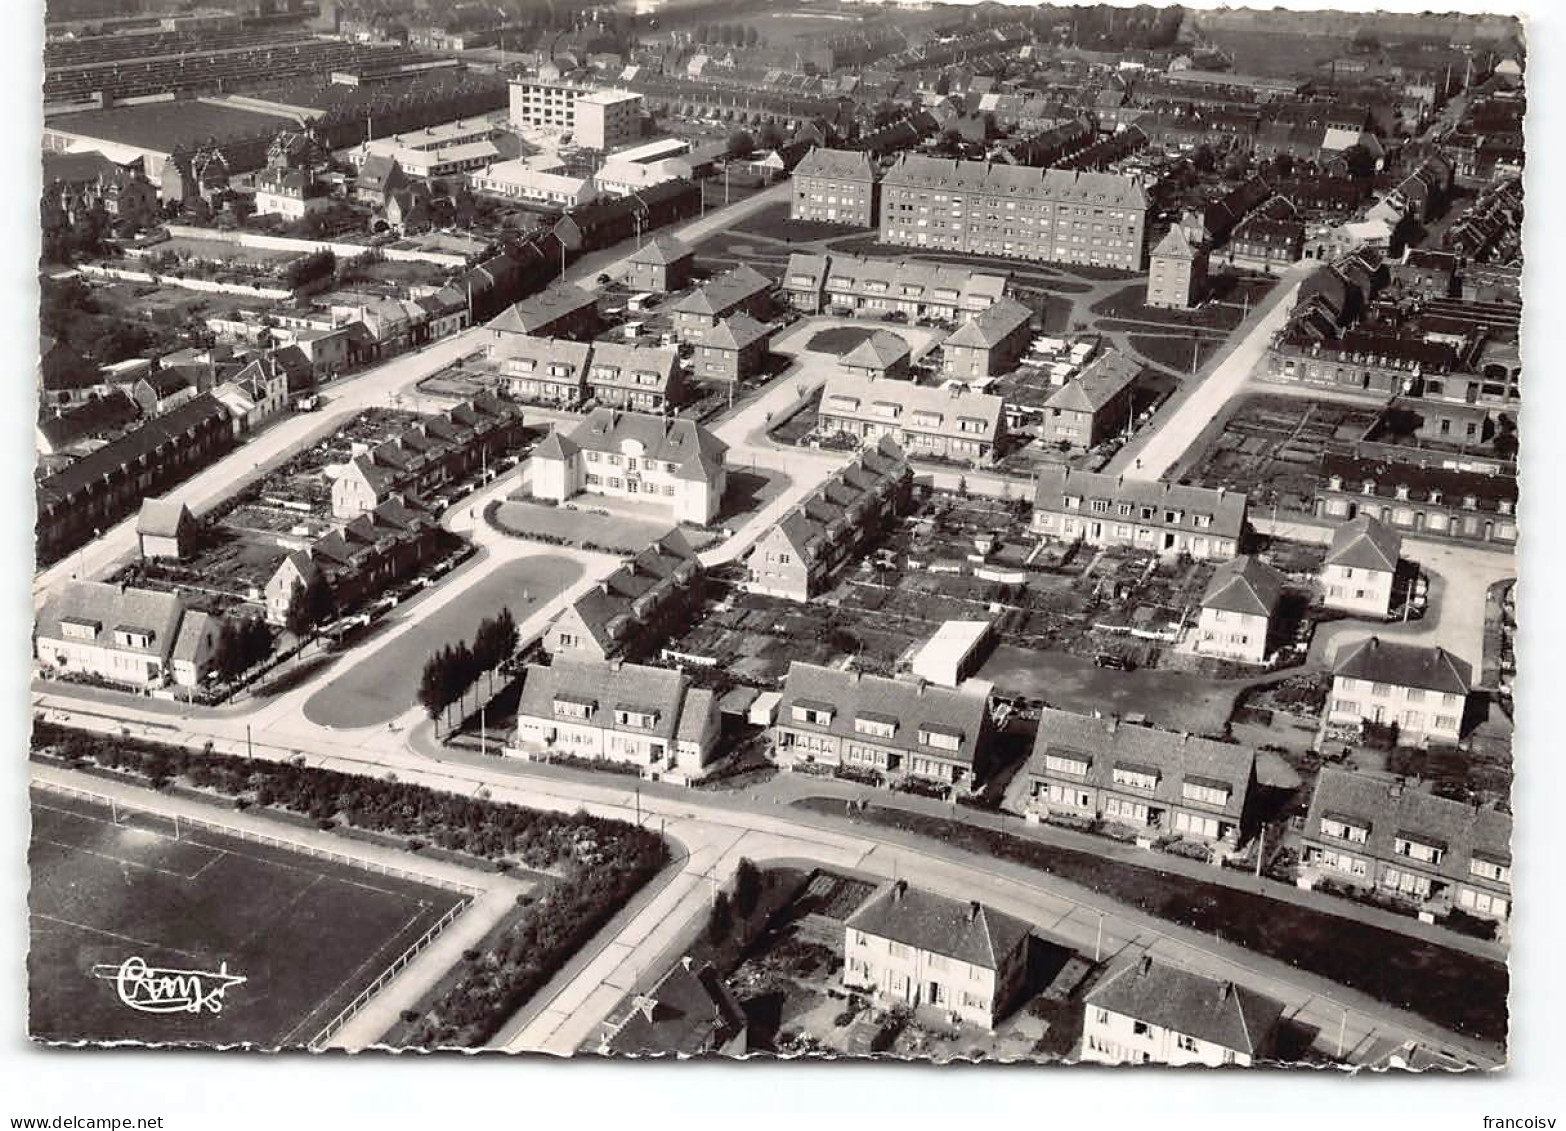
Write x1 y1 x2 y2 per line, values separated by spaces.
25 0 1524 1078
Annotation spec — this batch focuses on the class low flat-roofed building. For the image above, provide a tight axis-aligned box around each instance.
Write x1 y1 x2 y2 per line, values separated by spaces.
908 620 993 688
469 159 598 208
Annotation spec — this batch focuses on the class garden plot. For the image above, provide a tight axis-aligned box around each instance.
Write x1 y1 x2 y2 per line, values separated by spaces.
1180 394 1384 510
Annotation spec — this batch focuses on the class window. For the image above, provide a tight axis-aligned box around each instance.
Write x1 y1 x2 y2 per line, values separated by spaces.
854 716 896 739
1469 857 1510 884
1133 1021 1151 1037
1044 753 1089 777
1320 817 1369 845
1112 766 1158 791
1177 1034 1199 1053
1181 781 1230 807
1394 837 1444 865
919 727 962 752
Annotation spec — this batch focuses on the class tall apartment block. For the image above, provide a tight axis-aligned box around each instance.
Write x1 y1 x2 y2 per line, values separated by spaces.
510 78 643 151
878 154 1150 270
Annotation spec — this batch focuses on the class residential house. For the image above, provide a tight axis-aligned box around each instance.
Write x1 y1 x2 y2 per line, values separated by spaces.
772 661 994 790
624 235 695 294
585 341 682 411
509 659 720 784
552 180 702 254
1020 708 1256 849
214 353 291 433
252 168 332 221
1300 767 1512 921
1222 216 1304 275
491 335 592 406
1327 636 1471 744
940 297 1033 380
34 581 218 689
263 497 440 625
544 530 703 664
353 153 408 206
791 147 879 226
1391 248 1460 299
1041 350 1141 449
878 154 1150 270
35 392 140 459
1146 226 1208 309
598 957 748 1056
819 374 1004 466
1031 468 1247 560
530 409 727 525
781 252 1008 323
131 369 199 417
1194 555 1286 664
36 395 235 564
1081 957 1284 1067
840 331 912 381
670 266 774 343
491 285 601 340
330 394 528 519
1321 515 1401 618
693 314 772 383
136 498 197 560
842 881 1030 1030
1314 453 1517 547
744 438 912 602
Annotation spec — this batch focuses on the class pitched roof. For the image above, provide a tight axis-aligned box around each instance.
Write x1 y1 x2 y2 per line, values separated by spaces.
943 296 1032 349
1201 555 1285 618
35 581 186 658
821 373 1004 445
1025 708 1255 822
554 529 700 654
881 153 1149 210
1319 453 1517 517
585 341 678 395
777 661 990 768
515 658 690 743
1324 514 1401 572
171 609 214 664
491 284 599 335
564 409 726 472
1043 349 1141 413
1086 958 1284 1057
841 330 910 371
669 265 773 318
1152 225 1200 260
628 233 693 266
602 959 745 1056
1332 636 1471 696
753 437 910 563
793 146 876 182
38 395 232 506
136 497 194 539
1032 467 1248 543
844 882 1030 971
702 312 772 352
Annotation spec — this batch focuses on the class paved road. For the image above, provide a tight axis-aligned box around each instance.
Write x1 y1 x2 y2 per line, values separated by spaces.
1254 515 1515 675
1107 259 1319 481
34 328 493 606
31 692 1506 1067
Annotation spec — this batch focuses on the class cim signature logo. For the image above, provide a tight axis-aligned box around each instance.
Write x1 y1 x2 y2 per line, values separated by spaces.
91 956 247 1015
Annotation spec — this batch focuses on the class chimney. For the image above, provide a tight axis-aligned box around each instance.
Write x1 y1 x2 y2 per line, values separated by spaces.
681 955 693 971
967 900 981 923
1219 981 1234 1003
1106 715 1118 734
893 879 908 902
1138 955 1153 976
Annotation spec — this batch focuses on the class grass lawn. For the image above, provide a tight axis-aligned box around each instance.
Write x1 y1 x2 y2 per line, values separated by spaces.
792 799 1508 1047
1090 282 1246 332
28 790 464 1047
805 326 878 355
1128 333 1224 374
301 555 584 729
732 201 870 243
494 496 676 550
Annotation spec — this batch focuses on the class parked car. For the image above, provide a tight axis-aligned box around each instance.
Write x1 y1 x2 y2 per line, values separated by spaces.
1093 652 1136 671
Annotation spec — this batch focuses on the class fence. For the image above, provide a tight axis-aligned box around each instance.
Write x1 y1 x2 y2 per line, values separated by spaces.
31 776 485 900
78 262 294 300
305 896 471 1049
164 225 471 268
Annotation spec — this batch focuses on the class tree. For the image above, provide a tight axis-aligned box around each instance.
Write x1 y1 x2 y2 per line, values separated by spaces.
725 130 756 158
1192 143 1216 173
734 857 761 919
757 121 785 150
285 573 334 640
213 620 247 683
706 890 733 943
418 649 453 725
743 25 758 48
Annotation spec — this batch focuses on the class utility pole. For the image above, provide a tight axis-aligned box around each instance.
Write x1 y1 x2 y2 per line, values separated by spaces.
1254 826 1265 878
245 723 254 761
479 703 487 756
1094 911 1105 962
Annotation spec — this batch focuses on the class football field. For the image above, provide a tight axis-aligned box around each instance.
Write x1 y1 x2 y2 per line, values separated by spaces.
28 789 467 1047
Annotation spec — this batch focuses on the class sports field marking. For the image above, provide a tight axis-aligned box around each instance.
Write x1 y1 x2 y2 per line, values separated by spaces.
276 905 433 1048
30 836 219 882
30 912 204 961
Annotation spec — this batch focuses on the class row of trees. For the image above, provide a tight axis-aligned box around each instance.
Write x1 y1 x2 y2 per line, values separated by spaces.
416 608 520 731
694 23 760 48
211 617 274 683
